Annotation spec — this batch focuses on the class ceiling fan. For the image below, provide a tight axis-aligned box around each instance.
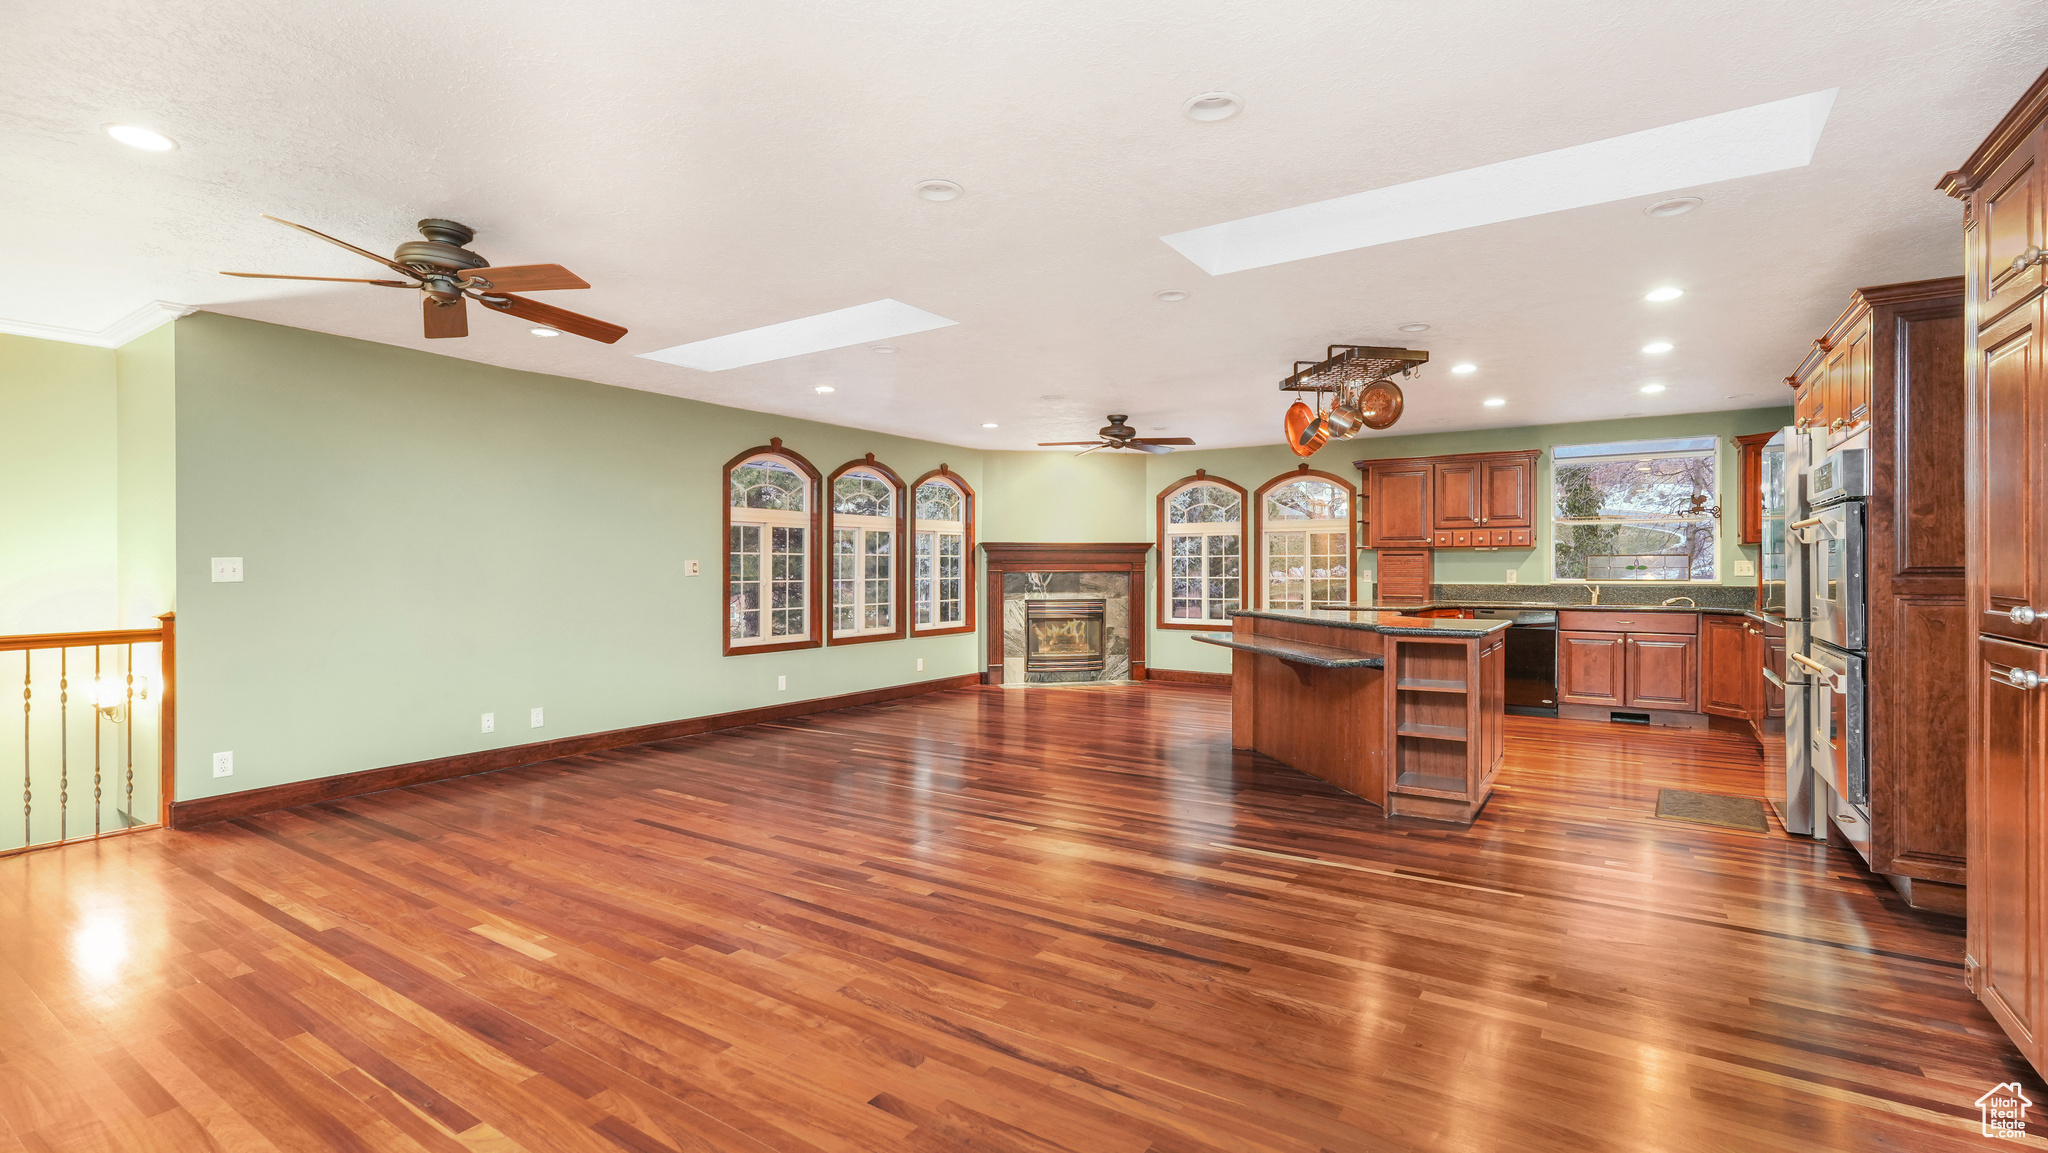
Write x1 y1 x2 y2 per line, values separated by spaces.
1038 415 1196 455
222 216 628 343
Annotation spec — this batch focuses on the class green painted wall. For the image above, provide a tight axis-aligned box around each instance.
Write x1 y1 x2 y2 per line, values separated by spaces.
980 451 1149 542
1142 406 1792 674
0 333 119 633
171 313 986 801
116 323 177 628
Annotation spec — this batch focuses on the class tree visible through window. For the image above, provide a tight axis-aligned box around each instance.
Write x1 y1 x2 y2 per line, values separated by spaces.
1260 476 1350 610
728 454 811 645
913 478 968 629
1552 437 1718 581
1162 479 1242 624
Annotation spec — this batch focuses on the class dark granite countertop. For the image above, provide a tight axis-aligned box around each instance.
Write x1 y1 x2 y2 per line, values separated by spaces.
1229 607 1512 638
1340 600 1753 616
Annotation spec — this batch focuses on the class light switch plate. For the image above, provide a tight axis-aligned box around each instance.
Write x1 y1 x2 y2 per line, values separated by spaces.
777 675 787 691
212 751 233 778
1505 569 1518 583
1734 558 1756 576
211 557 244 582
683 560 701 576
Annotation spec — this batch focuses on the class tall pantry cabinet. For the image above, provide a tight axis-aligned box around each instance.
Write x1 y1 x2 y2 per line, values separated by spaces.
1945 65 2048 1077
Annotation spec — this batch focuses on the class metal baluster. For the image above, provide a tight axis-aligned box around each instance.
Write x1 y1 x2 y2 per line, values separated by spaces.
59 649 69 844
124 644 134 829
92 647 103 838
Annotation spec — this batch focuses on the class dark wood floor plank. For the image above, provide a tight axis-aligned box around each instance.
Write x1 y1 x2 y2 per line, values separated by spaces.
0 685 2035 1151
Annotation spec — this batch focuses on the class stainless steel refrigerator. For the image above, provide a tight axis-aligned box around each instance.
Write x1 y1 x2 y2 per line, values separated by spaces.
1762 427 1824 837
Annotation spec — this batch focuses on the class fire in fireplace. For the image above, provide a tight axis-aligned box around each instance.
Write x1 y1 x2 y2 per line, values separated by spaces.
1025 599 1107 673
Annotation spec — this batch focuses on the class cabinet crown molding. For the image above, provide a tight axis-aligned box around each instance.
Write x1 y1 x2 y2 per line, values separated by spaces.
1938 65 2048 198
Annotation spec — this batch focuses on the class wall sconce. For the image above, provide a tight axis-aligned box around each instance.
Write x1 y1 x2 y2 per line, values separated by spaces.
89 674 149 723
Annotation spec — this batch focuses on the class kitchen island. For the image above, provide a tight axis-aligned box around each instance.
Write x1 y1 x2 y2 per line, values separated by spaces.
1195 608 1509 824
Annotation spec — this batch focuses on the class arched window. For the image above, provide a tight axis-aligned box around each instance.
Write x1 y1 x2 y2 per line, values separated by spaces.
911 468 975 635
1255 468 1355 611
1156 471 1245 628
827 456 906 642
724 440 821 653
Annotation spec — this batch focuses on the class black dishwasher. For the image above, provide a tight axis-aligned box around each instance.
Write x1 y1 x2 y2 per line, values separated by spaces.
1470 608 1557 717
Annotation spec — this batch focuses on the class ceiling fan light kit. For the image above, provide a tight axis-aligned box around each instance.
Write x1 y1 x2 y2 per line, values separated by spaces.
221 216 628 343
1278 344 1424 451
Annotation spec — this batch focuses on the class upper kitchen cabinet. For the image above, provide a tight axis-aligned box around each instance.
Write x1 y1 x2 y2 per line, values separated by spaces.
1977 294 2048 646
1734 431 1776 546
1359 450 1537 551
1363 460 1433 548
1791 316 1874 445
1945 106 2047 330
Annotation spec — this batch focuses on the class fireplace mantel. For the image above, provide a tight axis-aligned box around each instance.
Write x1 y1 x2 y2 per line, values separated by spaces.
981 542 1152 685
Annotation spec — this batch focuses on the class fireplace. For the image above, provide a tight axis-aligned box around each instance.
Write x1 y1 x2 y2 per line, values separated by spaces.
1025 599 1106 673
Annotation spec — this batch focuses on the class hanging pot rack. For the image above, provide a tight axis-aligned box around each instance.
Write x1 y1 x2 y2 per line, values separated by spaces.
1279 345 1428 454
1278 345 1429 394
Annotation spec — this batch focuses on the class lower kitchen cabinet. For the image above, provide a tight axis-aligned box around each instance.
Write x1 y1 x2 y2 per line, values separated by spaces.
1700 614 1752 718
1558 631 1625 706
1971 637 2048 1067
1625 633 1698 711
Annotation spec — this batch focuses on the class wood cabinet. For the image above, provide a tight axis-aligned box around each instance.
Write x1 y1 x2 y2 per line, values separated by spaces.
1790 316 1874 445
1734 431 1775 547
1973 637 2048 1066
1366 462 1433 548
1558 612 1699 713
1375 549 1432 605
1700 613 1751 718
1945 67 2048 1076
1361 450 1538 554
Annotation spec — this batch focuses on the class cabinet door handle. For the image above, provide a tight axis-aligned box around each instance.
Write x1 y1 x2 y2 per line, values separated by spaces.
1994 605 2039 625
1994 665 2045 690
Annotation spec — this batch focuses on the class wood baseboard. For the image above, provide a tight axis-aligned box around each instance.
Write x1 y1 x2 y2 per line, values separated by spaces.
1145 668 1231 686
168 672 983 829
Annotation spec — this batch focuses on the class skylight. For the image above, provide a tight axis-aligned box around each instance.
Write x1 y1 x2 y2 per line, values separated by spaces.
639 299 956 371
1161 89 1838 275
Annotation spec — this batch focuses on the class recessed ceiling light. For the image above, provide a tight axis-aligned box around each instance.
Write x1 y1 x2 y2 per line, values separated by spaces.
1040 394 1064 401
1398 322 1431 333
1182 92 1244 122
639 301 953 371
1646 196 1704 217
104 124 175 151
916 179 963 202
1640 383 1667 394
1483 397 1507 407
814 384 835 394
1644 286 1685 302
1642 341 1673 354
529 327 561 337
871 345 897 354
1451 363 1477 375
1151 426 1168 430
1154 290 1189 302
1162 89 1835 274
981 422 999 429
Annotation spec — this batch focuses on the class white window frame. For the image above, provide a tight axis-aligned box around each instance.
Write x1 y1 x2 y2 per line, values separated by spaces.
728 453 813 648
1549 436 1721 584
831 467 898 638
1161 479 1244 626
1258 475 1352 611
913 477 968 631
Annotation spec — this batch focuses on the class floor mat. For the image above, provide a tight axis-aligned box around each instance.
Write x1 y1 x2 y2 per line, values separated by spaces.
1654 787 1770 833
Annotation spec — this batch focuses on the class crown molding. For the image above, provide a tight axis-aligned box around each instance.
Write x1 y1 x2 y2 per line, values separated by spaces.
0 300 195 349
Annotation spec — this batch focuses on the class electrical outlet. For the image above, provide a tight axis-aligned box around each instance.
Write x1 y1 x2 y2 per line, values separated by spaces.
211 557 244 583
1734 557 1756 576
916 658 924 672
530 707 544 728
777 675 787 691
481 712 495 734
683 560 700 576
212 751 234 778
1505 568 1518 583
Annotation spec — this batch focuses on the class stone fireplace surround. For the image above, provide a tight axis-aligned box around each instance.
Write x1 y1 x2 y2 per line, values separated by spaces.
980 542 1152 685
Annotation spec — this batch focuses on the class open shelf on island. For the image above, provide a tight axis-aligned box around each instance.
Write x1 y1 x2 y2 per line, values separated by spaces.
1395 722 1467 741
1395 677 1466 693
1392 771 1469 797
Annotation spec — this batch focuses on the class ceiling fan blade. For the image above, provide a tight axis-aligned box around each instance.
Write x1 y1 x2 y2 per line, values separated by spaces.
1074 444 1108 456
459 264 589 292
1131 437 1197 445
1130 441 1174 454
423 296 468 339
222 271 416 287
1036 441 1107 446
262 214 417 277
475 293 627 343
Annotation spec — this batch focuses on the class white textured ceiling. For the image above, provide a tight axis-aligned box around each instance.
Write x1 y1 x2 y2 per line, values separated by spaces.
5 1 2045 449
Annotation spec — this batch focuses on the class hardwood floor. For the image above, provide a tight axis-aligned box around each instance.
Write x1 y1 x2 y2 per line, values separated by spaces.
0 684 2031 1151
